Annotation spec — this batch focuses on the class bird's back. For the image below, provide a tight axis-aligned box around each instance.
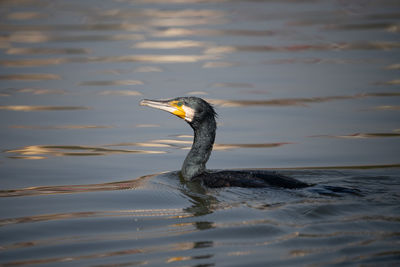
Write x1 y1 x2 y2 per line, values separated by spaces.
192 170 311 188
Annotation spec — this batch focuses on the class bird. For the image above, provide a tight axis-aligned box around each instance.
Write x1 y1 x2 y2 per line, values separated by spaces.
140 96 310 188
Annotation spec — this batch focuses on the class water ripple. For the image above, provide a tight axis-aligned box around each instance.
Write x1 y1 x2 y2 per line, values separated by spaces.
78 80 144 86
0 208 188 226
0 73 60 81
99 90 142 96
311 131 400 139
4 145 166 159
9 125 114 130
207 92 400 107
3 31 144 43
0 174 159 198
0 88 66 96
133 40 208 49
0 105 90 111
5 47 91 55
205 42 400 55
0 54 218 67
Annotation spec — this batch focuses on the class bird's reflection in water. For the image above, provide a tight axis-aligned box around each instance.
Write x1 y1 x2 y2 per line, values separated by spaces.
178 173 216 217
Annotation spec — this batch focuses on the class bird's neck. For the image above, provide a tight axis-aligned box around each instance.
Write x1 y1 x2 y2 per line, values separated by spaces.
181 118 216 180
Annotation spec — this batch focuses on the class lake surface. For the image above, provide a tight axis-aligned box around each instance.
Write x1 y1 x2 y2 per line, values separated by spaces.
0 0 399 266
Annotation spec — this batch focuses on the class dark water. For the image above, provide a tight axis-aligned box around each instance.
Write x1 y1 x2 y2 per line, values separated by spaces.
1 169 399 266
1 0 400 266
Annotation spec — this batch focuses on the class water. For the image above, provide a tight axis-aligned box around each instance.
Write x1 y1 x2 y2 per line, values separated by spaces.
1 0 399 266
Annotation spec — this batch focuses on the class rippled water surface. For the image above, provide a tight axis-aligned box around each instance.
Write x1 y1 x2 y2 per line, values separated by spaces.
1 0 399 266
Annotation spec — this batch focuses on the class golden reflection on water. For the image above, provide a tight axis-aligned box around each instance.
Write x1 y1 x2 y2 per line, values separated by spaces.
5 47 91 55
139 8 224 18
135 124 160 128
0 58 67 67
10 125 114 130
5 145 166 159
204 45 237 55
202 61 238 68
207 97 345 107
0 23 144 32
5 138 293 160
204 42 400 55
146 17 226 27
173 135 193 138
151 139 193 147
0 238 202 267
134 66 163 72
207 92 400 107
0 105 90 111
0 88 66 96
0 208 187 225
151 28 195 37
133 40 208 49
99 90 142 96
385 64 400 70
6 11 45 20
281 163 400 170
2 216 192 251
0 173 165 198
7 31 50 43
1 54 217 67
151 28 280 38
383 79 400 85
311 131 400 139
212 82 254 88
325 22 400 32
110 138 293 151
86 54 218 64
0 248 146 266
95 7 225 24
371 105 400 111
94 66 163 75
123 54 217 63
213 143 291 151
78 80 143 86
4 31 144 43
104 142 172 148
0 73 60 81
16 88 66 95
263 57 382 65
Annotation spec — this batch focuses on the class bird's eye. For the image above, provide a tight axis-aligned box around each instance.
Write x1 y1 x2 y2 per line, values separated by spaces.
177 101 183 107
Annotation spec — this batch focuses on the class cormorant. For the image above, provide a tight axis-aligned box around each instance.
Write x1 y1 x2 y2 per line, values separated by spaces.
140 97 309 188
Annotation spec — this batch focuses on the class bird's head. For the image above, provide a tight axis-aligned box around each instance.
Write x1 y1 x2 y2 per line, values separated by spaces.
140 97 216 128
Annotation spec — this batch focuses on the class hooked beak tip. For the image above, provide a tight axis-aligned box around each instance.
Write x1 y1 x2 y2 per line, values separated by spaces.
140 99 160 107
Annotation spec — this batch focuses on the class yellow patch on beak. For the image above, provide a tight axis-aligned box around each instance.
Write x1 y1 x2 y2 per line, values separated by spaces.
170 101 186 119
170 100 195 122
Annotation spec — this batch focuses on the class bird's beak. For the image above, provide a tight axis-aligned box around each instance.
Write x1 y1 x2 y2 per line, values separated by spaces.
140 99 187 120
